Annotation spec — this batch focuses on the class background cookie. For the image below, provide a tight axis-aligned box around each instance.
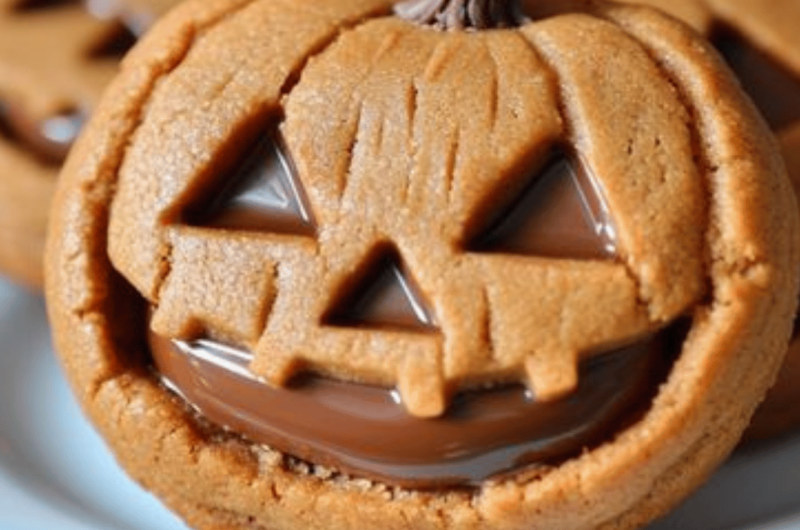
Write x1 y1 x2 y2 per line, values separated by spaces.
628 0 800 443
0 0 178 288
46 0 799 529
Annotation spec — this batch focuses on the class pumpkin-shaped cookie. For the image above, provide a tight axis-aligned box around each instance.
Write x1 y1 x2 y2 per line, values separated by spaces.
46 0 799 529
630 0 800 442
0 0 178 287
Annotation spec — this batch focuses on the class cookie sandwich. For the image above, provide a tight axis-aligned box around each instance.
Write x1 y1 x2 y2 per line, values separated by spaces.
46 0 800 529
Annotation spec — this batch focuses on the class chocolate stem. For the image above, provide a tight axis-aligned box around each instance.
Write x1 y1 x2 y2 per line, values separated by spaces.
395 0 525 30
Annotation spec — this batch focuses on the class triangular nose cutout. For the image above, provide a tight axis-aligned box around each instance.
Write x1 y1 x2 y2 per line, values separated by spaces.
711 25 800 131
468 149 616 260
187 132 316 237
326 248 438 332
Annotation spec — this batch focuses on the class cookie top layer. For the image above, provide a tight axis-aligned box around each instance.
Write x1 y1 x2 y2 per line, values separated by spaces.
107 0 710 418
45 0 800 529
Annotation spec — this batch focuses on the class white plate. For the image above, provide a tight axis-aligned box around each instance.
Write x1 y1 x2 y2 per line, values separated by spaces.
0 278 798 530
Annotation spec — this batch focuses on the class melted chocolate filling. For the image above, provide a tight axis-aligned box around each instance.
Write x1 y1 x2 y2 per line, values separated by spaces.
185 133 316 237
324 246 439 332
150 328 678 488
468 149 616 260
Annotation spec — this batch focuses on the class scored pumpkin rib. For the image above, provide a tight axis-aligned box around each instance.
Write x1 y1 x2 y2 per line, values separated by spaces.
592 6 716 300
607 2 798 406
56 0 255 317
519 16 707 324
605 5 786 279
509 25 658 337
113 0 264 302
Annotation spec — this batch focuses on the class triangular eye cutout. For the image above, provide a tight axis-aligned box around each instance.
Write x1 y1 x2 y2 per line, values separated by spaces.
87 21 138 59
711 25 800 132
11 0 78 11
467 148 616 260
186 132 316 237
325 247 438 333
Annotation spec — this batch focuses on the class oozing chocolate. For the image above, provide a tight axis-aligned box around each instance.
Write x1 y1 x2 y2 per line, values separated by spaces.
469 150 616 260
151 328 675 488
711 26 800 132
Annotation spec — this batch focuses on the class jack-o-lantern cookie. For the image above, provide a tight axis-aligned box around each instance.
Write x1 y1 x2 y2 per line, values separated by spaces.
628 0 800 443
0 0 178 287
45 0 800 529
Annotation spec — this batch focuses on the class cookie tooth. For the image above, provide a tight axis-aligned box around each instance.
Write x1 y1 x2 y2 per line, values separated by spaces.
397 349 446 418
250 338 304 387
524 349 579 402
254 320 447 416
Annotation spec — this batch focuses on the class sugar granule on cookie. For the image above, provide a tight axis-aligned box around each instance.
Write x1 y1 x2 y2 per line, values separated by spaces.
46 0 800 529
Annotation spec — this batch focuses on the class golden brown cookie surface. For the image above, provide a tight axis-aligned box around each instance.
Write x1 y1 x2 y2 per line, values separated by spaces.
0 0 177 287
625 0 800 443
46 0 799 529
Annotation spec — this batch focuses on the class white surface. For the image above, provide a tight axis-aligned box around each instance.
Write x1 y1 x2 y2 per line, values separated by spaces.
0 278 797 530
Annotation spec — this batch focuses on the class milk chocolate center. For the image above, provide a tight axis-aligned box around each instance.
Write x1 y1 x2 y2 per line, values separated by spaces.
151 328 676 488
324 247 438 332
469 149 616 260
187 133 316 236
